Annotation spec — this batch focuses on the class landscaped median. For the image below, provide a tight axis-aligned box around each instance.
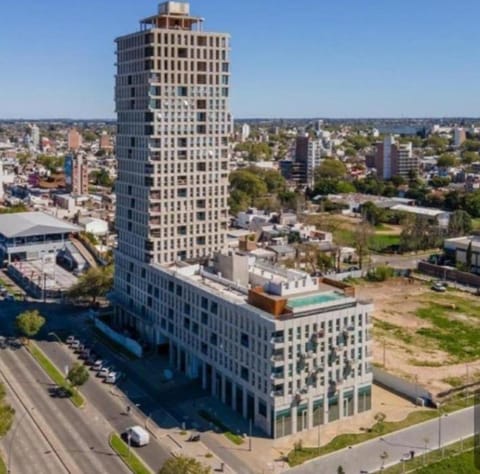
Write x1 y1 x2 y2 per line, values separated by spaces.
109 433 152 474
26 341 85 408
0 454 6 474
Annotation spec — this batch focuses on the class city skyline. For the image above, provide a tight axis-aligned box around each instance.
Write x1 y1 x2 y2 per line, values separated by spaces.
1 0 479 119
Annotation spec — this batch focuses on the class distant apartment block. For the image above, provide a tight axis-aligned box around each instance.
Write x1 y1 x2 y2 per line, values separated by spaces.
67 128 83 151
241 123 251 142
64 154 89 195
374 135 418 180
454 127 466 147
100 131 113 151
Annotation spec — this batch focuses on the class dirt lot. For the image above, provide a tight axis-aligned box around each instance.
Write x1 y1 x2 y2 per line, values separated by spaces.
356 277 480 395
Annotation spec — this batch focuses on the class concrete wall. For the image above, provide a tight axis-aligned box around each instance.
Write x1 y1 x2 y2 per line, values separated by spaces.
94 318 143 358
418 261 480 288
373 367 433 403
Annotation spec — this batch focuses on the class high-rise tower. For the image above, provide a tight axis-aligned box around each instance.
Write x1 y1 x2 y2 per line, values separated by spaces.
114 1 231 268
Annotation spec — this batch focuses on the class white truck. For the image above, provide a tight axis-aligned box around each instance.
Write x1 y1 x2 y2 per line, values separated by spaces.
125 426 150 447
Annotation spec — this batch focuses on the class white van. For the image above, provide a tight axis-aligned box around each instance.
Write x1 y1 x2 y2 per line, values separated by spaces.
125 426 150 447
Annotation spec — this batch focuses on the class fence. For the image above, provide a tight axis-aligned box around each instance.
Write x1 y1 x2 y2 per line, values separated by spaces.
373 367 433 405
417 261 480 288
93 317 143 358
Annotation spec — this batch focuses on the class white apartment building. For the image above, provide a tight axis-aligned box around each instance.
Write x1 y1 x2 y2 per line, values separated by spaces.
241 123 251 141
114 251 373 438
306 138 325 188
112 1 373 438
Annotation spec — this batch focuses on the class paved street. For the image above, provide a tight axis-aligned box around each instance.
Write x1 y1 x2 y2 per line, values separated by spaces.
0 341 129 474
288 406 474 473
36 336 172 472
0 367 68 474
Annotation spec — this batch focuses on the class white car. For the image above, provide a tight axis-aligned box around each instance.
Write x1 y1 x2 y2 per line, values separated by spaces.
98 367 110 378
71 340 80 350
105 372 118 384
66 335 75 345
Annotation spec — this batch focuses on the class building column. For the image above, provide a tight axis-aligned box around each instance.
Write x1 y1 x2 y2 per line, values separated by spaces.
232 381 237 411
221 374 226 403
201 362 207 390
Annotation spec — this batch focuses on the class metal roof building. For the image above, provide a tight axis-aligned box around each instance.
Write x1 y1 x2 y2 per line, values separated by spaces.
0 212 81 263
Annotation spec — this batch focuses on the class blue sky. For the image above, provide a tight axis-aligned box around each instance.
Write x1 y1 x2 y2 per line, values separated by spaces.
1 0 479 119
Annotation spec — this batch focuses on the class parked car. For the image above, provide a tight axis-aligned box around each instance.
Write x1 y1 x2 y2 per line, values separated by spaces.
66 335 75 345
86 353 97 365
105 372 119 384
79 348 91 359
431 281 446 292
71 340 81 350
98 367 110 378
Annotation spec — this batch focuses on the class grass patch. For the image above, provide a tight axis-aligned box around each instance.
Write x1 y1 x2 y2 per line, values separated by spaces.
369 234 400 252
415 300 480 362
374 319 414 344
442 376 464 388
27 341 84 408
0 454 5 474
287 410 437 467
198 409 244 445
383 437 476 473
109 433 151 474
91 327 138 361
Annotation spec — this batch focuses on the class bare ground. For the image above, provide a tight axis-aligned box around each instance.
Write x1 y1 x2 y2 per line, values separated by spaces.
357 278 480 394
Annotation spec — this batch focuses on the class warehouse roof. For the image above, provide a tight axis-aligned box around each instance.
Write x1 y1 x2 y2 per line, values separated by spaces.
0 212 81 239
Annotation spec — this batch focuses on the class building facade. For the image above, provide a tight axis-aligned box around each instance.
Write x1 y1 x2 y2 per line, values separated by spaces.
67 128 83 151
375 135 418 180
112 1 373 438
65 154 89 196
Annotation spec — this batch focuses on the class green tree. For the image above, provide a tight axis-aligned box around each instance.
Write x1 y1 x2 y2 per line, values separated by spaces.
461 150 479 164
448 210 473 237
426 135 449 152
462 139 480 152
67 363 90 387
437 153 456 168
464 191 480 218
430 176 451 188
68 265 113 304
90 169 113 187
361 202 385 226
15 310 46 339
337 466 346 474
315 159 347 180
159 455 211 474
82 130 97 142
262 169 286 194
354 221 373 269
37 154 65 173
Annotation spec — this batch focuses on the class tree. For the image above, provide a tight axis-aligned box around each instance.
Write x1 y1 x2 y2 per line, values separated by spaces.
361 202 385 226
159 455 211 474
67 363 89 387
464 191 480 218
337 467 345 474
461 150 479 165
16 310 46 339
314 159 347 180
448 210 472 237
437 153 456 168
90 169 113 188
68 265 113 305
353 221 373 269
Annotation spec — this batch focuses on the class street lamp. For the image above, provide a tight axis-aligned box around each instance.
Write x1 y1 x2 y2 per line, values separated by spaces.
8 408 34 474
